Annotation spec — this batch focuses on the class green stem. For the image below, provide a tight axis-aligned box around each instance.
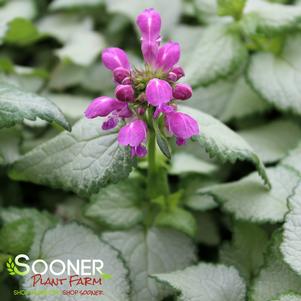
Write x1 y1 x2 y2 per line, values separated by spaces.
146 109 170 200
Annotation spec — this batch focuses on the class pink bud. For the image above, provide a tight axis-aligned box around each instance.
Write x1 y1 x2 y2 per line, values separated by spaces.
137 107 146 115
145 78 172 106
85 96 126 118
122 77 132 85
165 111 199 145
136 8 161 43
113 67 130 83
167 72 177 82
115 85 135 102
171 66 185 80
173 83 192 100
155 42 180 72
102 48 130 71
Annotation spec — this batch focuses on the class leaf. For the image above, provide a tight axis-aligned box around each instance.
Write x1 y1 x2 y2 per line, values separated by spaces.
102 227 196 301
238 119 301 163
85 179 144 229
217 0 246 19
247 35 301 116
186 194 218 212
250 233 301 301
220 222 269 283
0 218 34 255
105 0 182 35
4 18 41 45
242 0 301 35
155 207 197 238
188 76 270 121
55 30 105 66
0 127 20 165
178 105 270 187
153 263 246 301
0 0 36 24
0 207 57 258
220 77 271 122
0 81 70 130
281 143 301 176
269 294 301 301
47 93 90 123
50 0 103 10
22 223 130 301
37 14 93 43
9 118 133 196
200 166 300 223
169 152 218 175
281 182 301 276
184 24 247 87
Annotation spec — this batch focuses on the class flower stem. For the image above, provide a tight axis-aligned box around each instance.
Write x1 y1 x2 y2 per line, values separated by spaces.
146 110 170 200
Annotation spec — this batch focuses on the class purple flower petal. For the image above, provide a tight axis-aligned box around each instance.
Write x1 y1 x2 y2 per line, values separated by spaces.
145 78 172 106
102 116 119 130
173 83 192 100
136 8 161 43
102 48 130 71
131 144 147 158
115 84 135 102
118 119 147 147
141 40 160 65
165 111 199 140
153 104 175 119
155 42 180 72
118 105 133 118
85 96 126 118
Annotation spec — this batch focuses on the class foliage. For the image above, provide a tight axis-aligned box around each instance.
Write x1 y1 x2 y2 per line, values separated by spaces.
1 0 301 301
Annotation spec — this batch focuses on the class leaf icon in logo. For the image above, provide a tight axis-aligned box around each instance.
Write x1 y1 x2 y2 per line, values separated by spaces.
6 257 29 276
6 257 16 276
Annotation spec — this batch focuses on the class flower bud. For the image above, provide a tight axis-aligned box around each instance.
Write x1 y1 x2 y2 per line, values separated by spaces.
167 72 178 82
155 42 180 72
145 78 172 106
115 84 135 102
113 67 130 84
122 77 132 85
85 96 125 118
171 66 185 80
102 48 130 71
173 83 192 100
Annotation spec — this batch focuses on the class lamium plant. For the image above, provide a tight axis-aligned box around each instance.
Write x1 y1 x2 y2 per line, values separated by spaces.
85 8 199 201
2 1 301 301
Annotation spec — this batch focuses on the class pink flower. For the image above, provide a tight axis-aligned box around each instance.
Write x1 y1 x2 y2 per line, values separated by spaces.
115 85 135 102
85 96 126 118
136 8 161 65
165 112 199 145
146 78 172 106
118 120 148 157
173 83 192 100
155 42 180 72
84 8 199 157
102 48 130 71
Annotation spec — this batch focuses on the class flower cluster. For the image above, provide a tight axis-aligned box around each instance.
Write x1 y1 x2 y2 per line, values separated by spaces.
85 8 199 157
